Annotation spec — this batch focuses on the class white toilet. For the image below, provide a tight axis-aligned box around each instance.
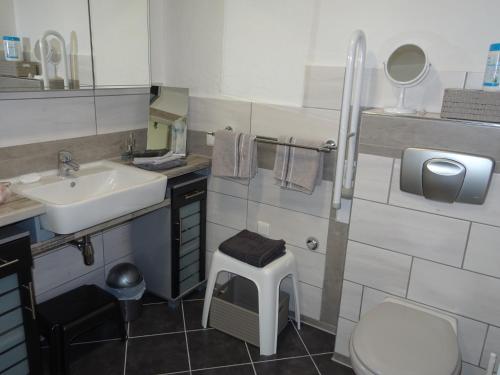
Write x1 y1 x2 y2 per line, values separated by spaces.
349 298 461 375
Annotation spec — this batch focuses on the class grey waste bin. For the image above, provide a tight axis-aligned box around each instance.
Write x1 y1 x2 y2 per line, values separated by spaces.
106 262 146 322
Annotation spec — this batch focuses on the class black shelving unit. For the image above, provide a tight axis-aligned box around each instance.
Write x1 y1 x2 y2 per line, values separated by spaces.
0 228 41 374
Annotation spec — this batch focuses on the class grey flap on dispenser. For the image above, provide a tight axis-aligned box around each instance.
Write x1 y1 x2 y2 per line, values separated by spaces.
400 148 495 204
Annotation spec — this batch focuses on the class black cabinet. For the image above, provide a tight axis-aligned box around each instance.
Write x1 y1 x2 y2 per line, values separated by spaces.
0 228 41 374
171 176 207 299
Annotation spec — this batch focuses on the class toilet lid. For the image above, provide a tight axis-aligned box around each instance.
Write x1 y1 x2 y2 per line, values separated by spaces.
351 302 460 375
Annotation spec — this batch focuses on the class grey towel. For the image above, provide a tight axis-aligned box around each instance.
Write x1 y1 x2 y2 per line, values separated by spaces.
273 136 324 194
212 130 257 181
219 230 286 267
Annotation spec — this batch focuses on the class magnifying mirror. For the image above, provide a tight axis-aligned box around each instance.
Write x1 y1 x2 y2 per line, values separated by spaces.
384 44 430 114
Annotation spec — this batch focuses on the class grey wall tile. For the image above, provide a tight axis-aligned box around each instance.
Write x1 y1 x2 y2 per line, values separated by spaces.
188 96 251 133
461 362 486 375
95 94 149 134
36 268 105 303
464 224 500 278
207 191 247 230
102 222 134 264
360 287 392 316
359 112 500 166
390 160 500 227
408 258 500 326
339 281 362 322
280 277 323 320
321 220 349 326
350 198 469 267
251 102 340 142
0 97 96 147
0 129 146 179
303 65 345 110
248 168 333 219
344 240 412 296
247 201 329 254
335 317 356 357
354 153 393 203
33 234 104 295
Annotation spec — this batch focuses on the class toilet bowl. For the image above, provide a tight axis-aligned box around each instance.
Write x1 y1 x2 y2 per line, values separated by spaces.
349 298 461 375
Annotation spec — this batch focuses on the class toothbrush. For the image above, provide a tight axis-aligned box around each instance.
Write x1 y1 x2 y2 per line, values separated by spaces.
486 353 497 375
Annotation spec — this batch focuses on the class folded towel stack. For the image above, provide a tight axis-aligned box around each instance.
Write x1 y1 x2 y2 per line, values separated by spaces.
133 151 186 171
273 136 324 194
219 230 286 268
212 130 257 181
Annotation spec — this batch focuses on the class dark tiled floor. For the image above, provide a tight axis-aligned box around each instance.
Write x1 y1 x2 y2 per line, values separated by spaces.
40 289 354 375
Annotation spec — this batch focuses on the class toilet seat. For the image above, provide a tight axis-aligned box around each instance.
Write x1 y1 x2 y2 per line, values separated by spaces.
350 299 461 375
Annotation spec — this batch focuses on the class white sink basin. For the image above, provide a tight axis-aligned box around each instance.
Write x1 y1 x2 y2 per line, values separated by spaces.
13 160 168 234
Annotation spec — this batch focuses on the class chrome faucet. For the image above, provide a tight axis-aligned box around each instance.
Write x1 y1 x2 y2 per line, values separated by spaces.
58 150 80 177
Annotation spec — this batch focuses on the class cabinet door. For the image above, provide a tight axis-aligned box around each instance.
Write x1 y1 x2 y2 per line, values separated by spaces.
89 0 150 88
0 259 40 374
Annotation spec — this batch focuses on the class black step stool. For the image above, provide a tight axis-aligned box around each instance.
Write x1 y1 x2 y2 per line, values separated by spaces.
37 284 127 375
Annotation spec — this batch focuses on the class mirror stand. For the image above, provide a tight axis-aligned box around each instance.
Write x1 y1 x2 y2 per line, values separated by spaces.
384 87 416 114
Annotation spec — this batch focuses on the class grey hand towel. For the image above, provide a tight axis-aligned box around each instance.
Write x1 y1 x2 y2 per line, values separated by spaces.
212 130 257 181
219 230 286 267
273 136 324 194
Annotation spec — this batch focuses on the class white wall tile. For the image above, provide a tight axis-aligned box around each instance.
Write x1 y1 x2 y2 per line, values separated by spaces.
390 160 500 227
95 94 149 134
286 244 325 288
350 198 469 267
461 362 486 375
303 65 344 110
247 201 329 254
339 281 362 322
33 234 104 295
250 103 340 143
281 277 323 320
102 222 134 264
481 326 500 370
408 258 500 326
248 168 333 218
0 97 96 147
188 96 251 133
354 154 393 203
344 241 412 296
208 175 248 199
464 224 500 279
36 268 105 303
360 287 392 316
335 318 356 357
207 191 247 230
206 222 239 252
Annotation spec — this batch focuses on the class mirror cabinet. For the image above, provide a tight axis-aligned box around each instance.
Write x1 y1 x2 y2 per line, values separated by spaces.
0 0 150 92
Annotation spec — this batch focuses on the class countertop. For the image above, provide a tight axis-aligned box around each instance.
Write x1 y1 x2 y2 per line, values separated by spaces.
0 193 45 228
0 153 211 229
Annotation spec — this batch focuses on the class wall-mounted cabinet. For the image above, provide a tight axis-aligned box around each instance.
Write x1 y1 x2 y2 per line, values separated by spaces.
89 0 150 88
0 0 150 92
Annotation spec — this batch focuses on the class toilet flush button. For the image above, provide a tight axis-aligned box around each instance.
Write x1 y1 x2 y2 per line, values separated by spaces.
422 158 465 203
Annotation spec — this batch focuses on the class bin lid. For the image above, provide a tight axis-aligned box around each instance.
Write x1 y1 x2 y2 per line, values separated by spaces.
106 262 143 288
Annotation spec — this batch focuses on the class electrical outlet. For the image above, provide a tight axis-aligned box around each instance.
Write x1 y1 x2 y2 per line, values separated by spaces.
257 221 270 236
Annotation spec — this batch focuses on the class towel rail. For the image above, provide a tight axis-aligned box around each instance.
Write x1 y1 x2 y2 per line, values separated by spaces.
207 131 336 153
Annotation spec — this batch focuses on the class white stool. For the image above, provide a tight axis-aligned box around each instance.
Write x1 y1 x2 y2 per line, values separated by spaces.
201 249 301 356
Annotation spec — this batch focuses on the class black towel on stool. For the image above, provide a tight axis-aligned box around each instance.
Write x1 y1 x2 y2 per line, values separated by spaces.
219 230 286 267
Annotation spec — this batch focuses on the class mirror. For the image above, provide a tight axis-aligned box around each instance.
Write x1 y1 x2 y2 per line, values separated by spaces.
148 86 189 156
384 44 430 114
0 0 93 91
